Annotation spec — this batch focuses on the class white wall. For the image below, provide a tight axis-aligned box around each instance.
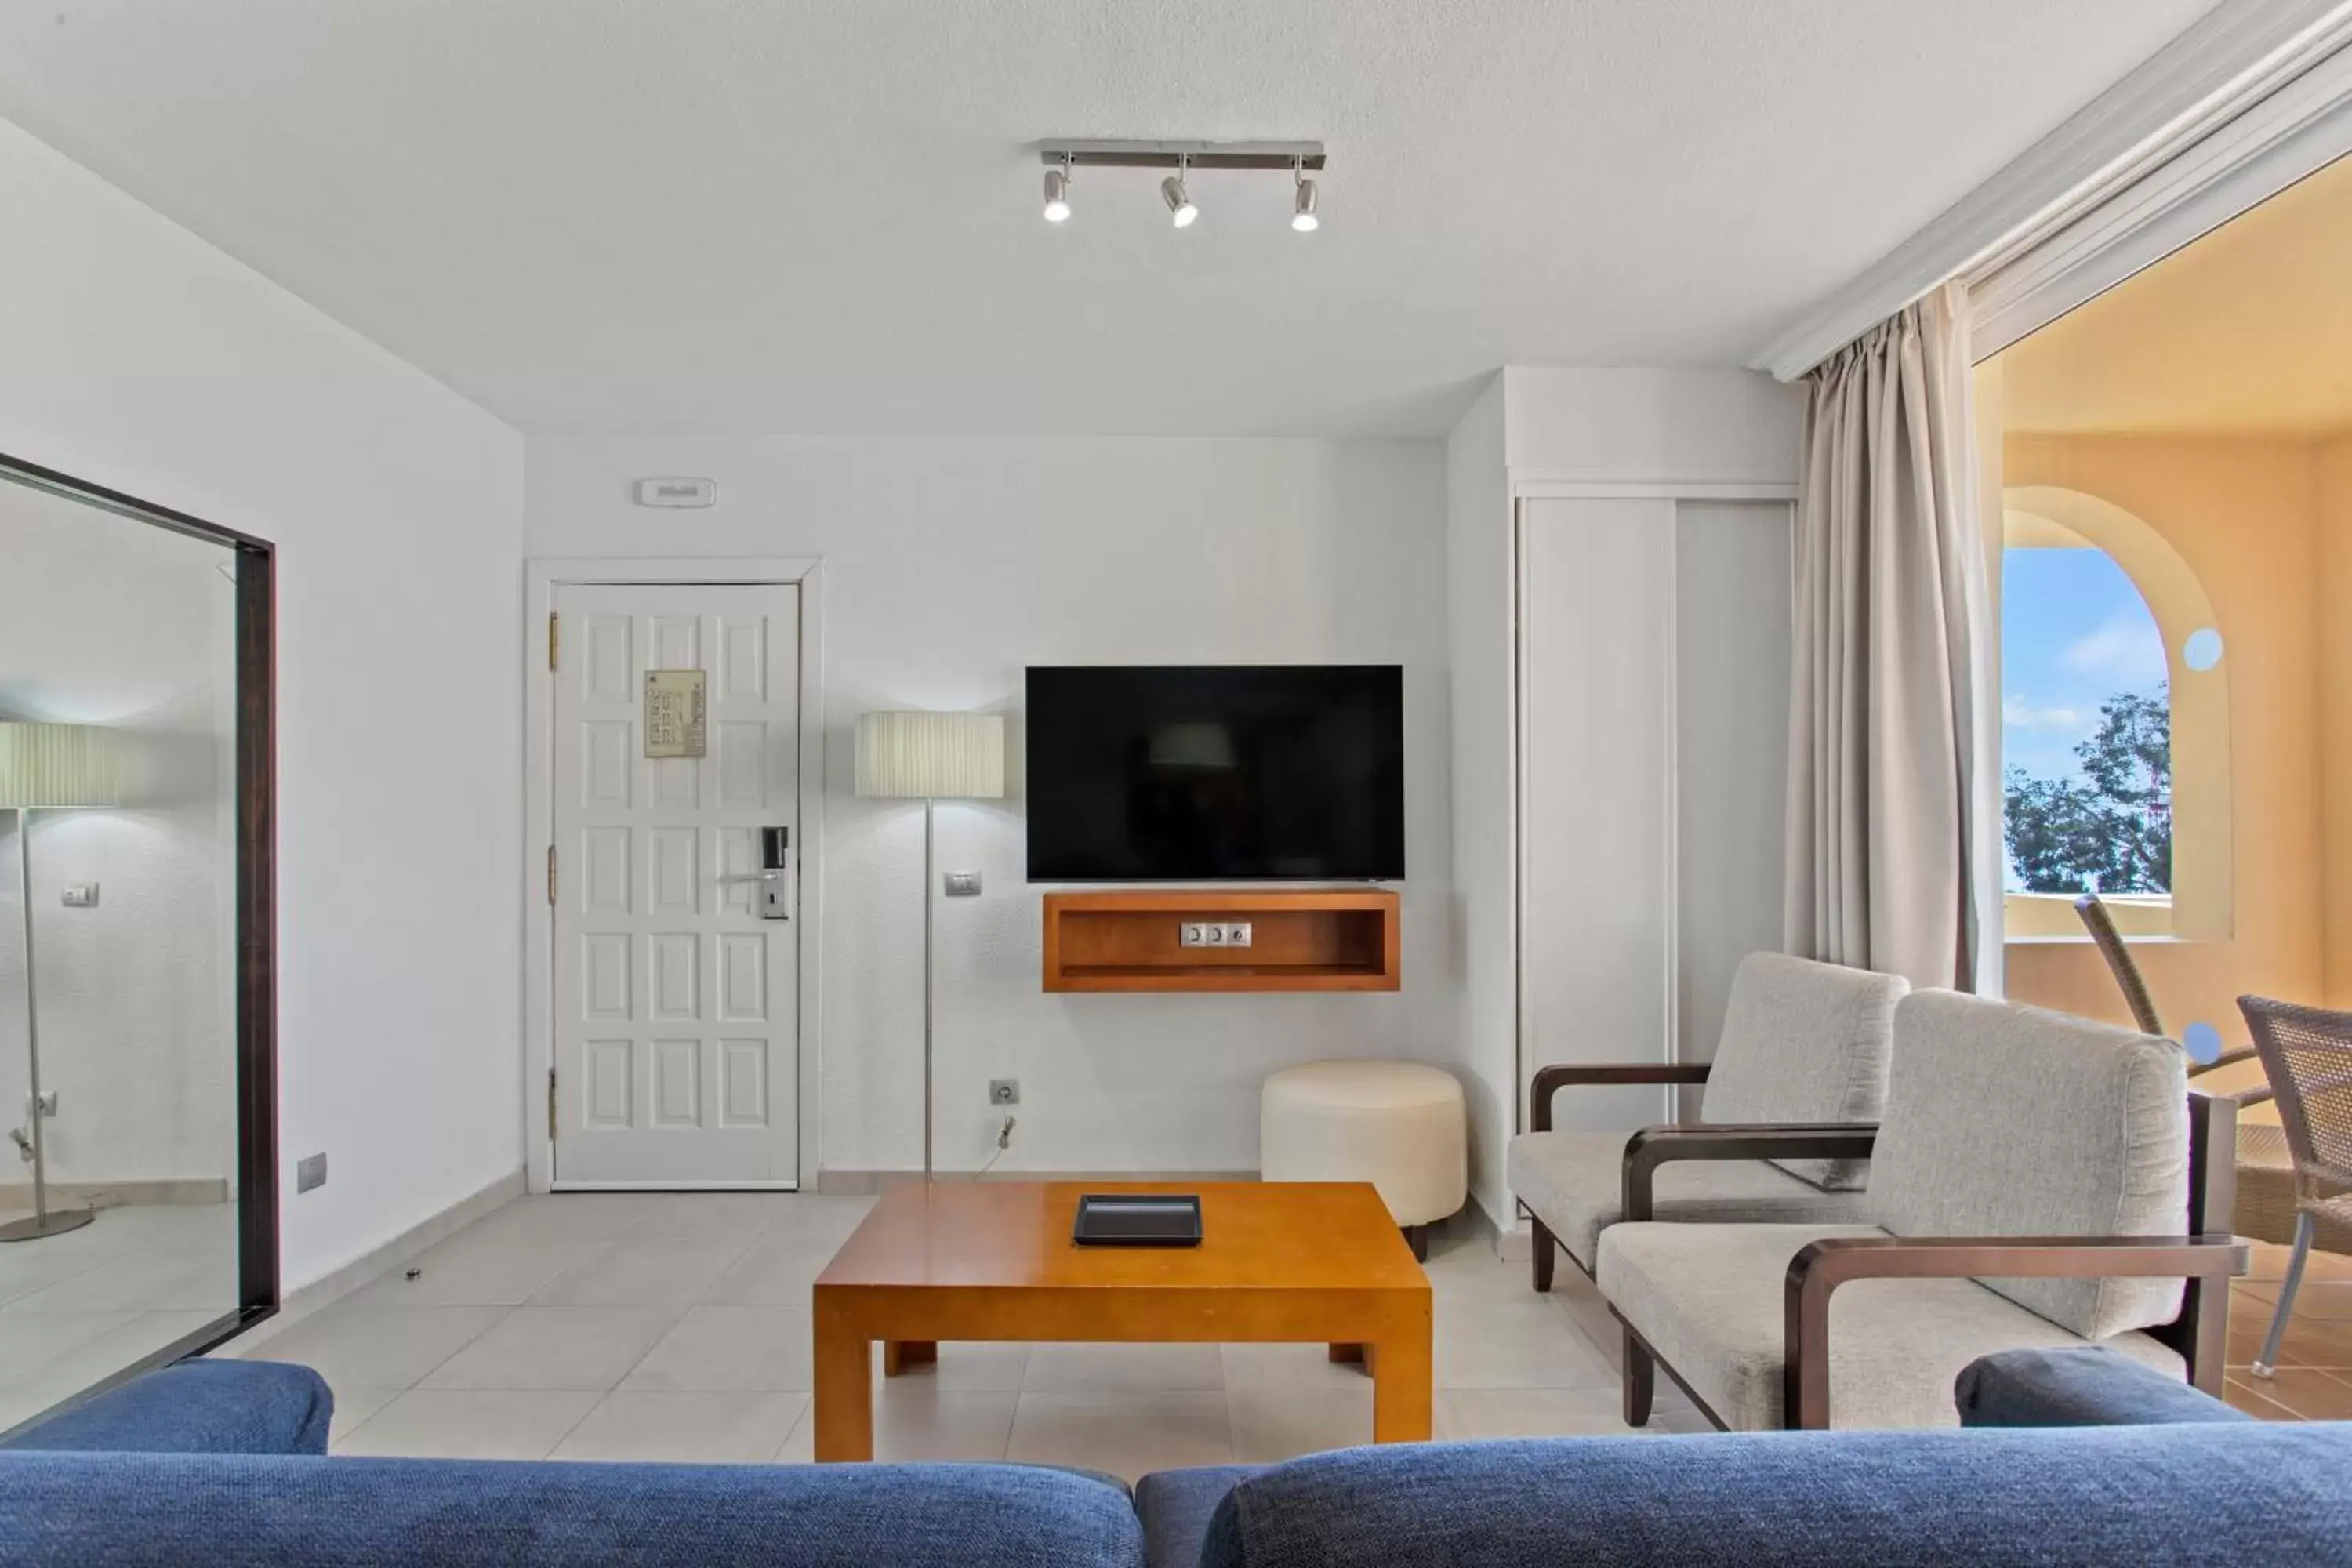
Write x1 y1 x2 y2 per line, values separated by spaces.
1442 377 1513 1221
0 118 526 1290
0 484 237 1190
526 434 1453 1177
1501 365 1806 481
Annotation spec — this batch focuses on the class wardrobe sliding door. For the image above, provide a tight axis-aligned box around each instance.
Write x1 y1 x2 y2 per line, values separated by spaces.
1518 496 1792 1135
1671 502 1793 1097
1519 499 1675 1134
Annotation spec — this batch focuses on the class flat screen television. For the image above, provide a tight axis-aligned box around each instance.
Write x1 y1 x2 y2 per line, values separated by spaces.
1025 665 1404 882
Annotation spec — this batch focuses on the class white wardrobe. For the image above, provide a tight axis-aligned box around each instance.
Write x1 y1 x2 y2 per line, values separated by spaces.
1517 495 1795 1133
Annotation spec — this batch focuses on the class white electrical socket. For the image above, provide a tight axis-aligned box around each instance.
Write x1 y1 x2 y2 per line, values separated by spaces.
1224 922 1253 948
1179 923 1207 947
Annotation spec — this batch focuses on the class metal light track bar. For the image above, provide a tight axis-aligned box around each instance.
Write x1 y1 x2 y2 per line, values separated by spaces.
1038 139 1325 172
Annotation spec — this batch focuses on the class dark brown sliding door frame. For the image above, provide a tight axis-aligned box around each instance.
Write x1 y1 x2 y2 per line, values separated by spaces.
0 451 278 1364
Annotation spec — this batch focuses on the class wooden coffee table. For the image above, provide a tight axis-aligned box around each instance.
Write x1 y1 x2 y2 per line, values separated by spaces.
811 1181 1432 1462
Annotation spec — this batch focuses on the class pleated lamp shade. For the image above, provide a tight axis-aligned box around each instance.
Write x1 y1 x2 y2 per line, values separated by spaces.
0 723 122 810
854 711 1005 800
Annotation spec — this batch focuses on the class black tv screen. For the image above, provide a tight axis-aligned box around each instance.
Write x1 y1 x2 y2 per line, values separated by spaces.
1025 665 1404 882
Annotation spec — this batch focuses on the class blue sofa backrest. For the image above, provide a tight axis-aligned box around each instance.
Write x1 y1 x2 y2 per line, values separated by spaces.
1200 1422 2352 1567
0 1451 1147 1567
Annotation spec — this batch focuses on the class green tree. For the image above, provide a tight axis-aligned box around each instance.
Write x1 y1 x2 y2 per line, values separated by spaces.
2003 687 2171 895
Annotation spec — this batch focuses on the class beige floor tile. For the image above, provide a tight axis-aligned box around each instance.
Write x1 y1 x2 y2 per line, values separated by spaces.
1006 1392 1232 1483
1423 1254 1541 1307
326 1385 403 1443
877 1341 1031 1392
1435 1300 1617 1390
702 1236 842 1308
422 1305 685 1392
1436 1386 1650 1441
1227 1384 1374 1464
0 1312 221 1421
0 1311 140 1387
752 1195 877 1247
350 1232 607 1308
333 1388 602 1460
773 1388 1020 1465
1024 1342 1224 1393
632 1193 791 1243
528 1241 750 1307
223 1304 509 1391
1 1251 234 1315
551 1389 808 1462
1220 1341 1371 1392
462 1195 679 1247
621 1305 813 1392
0 1247 110 1307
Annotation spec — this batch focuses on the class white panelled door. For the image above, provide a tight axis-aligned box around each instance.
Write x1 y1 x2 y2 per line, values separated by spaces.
550 583 800 1186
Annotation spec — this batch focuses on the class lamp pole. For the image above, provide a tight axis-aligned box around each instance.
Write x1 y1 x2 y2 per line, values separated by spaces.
2 808 93 1240
923 797 935 1180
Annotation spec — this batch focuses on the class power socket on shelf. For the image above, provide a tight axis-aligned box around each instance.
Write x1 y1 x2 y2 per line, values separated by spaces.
1178 921 1253 949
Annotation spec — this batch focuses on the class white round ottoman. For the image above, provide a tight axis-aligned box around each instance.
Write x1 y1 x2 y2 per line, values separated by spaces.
1261 1061 1467 1258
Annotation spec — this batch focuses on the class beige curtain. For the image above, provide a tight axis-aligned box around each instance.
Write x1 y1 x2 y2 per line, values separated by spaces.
1784 281 2002 993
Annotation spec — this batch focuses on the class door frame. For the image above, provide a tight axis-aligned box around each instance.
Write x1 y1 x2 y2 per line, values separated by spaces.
524 557 825 1193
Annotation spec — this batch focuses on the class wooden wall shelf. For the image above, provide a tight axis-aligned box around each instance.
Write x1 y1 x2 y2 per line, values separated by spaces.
1042 889 1400 993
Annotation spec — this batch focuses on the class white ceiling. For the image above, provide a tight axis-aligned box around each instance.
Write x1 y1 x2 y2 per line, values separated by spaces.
0 1 2213 437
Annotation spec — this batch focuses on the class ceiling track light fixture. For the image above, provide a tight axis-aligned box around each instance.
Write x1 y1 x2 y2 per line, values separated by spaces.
1161 153 1198 229
1042 152 1073 223
1036 140 1325 232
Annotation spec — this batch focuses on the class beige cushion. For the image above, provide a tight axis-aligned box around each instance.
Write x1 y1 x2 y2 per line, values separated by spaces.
1700 953 1907 1190
1261 1061 1466 1227
1597 1221 2186 1431
1868 990 2189 1341
1508 1130 1873 1271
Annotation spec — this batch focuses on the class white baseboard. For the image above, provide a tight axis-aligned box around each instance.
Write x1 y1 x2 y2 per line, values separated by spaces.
0 1178 229 1208
221 1169 526 1356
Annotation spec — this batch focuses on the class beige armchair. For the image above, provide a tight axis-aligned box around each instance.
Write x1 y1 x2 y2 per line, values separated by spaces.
1595 990 2244 1430
1508 952 1907 1290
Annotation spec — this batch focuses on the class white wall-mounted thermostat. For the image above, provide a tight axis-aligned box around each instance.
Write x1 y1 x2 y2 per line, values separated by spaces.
634 477 717 508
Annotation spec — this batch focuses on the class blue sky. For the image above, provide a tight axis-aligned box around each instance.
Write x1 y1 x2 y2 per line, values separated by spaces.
2002 546 2169 885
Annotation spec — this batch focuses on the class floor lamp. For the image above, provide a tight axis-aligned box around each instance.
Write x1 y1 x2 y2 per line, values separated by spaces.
853 711 1005 1179
0 722 120 1243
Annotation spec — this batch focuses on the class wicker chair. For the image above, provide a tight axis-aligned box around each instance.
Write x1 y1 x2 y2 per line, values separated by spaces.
2236 996 2352 1378
2073 893 2322 1250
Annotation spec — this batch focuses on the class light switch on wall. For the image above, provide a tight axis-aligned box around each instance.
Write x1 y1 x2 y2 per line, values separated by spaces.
60 884 98 907
943 871 982 897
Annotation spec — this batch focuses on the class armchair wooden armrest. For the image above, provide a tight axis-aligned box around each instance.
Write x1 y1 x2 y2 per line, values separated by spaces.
1530 1062 1711 1134
1780 1233 2249 1427
1621 1123 1880 1221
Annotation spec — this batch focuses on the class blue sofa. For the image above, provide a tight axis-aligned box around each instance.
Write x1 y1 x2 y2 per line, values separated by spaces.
0 1349 2343 1566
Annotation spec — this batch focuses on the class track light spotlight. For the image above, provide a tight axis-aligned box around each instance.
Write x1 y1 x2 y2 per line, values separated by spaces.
1036 142 1323 233
1162 155 1198 228
1042 158 1072 223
